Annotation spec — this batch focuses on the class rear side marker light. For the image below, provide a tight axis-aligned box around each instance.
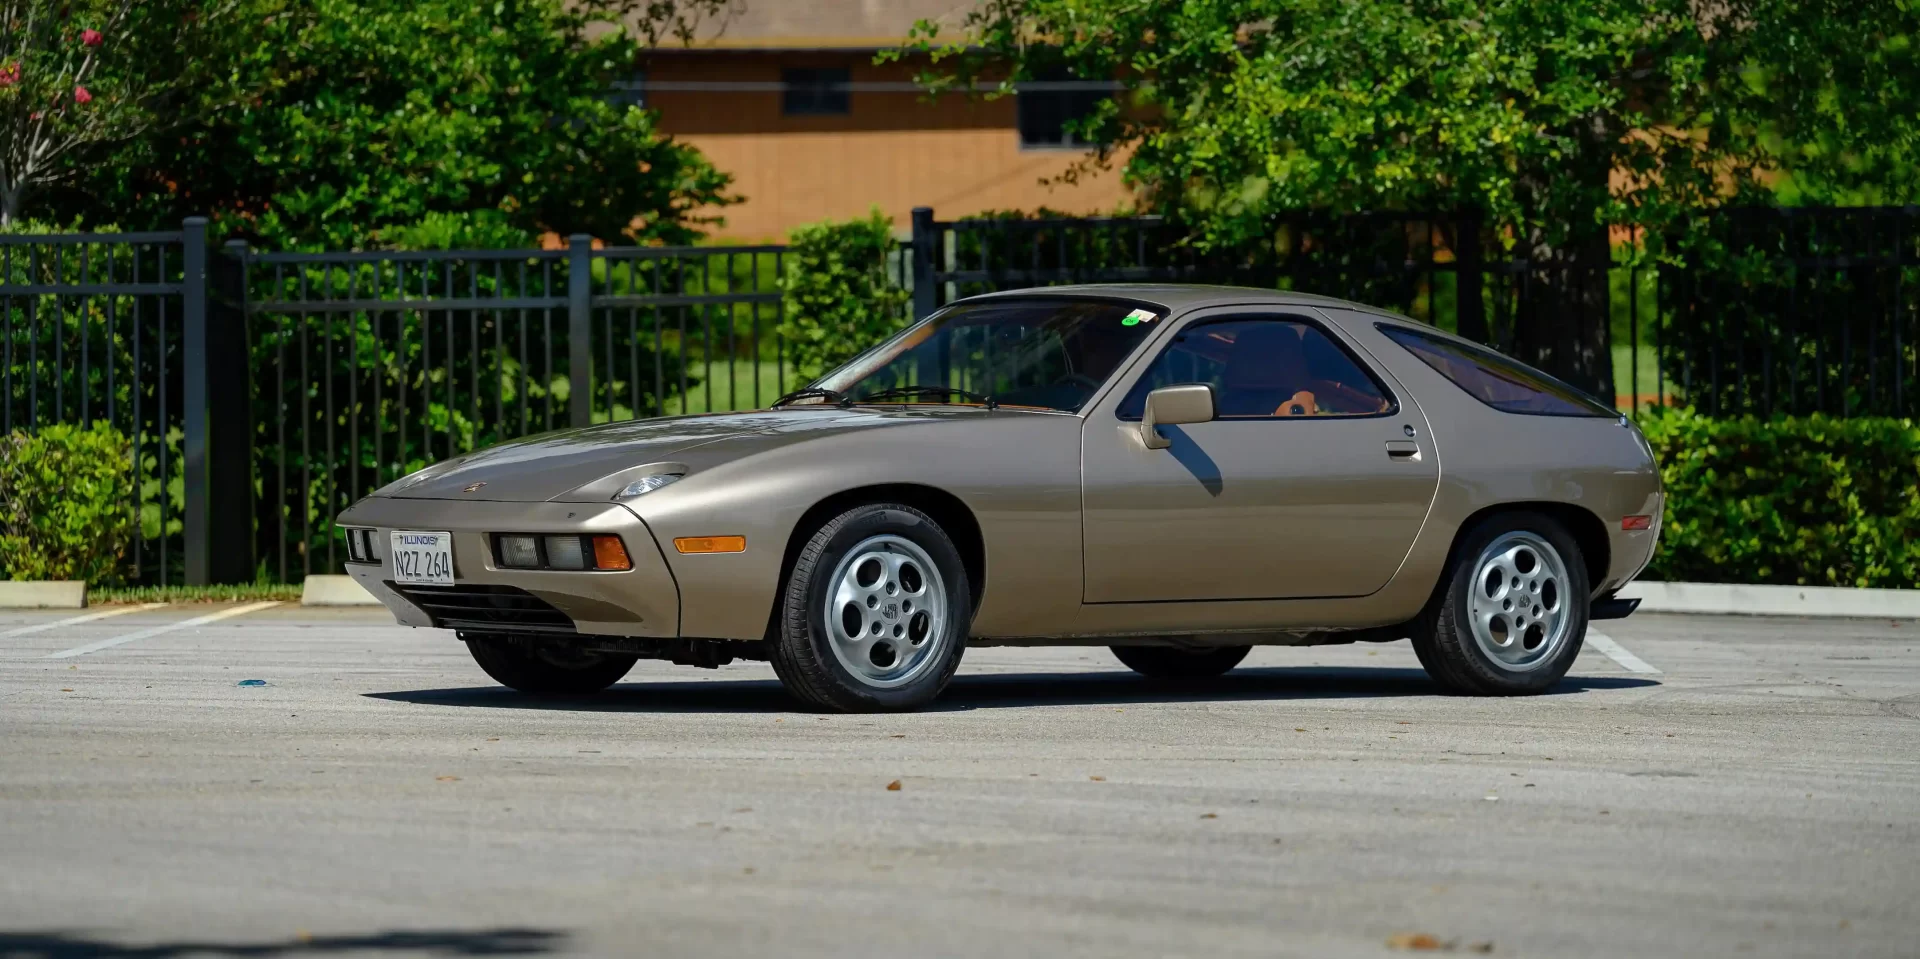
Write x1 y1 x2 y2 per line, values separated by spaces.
591 535 632 570
1622 515 1653 531
675 535 746 554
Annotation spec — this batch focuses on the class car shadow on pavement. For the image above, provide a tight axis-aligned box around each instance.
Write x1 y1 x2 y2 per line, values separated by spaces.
0 927 563 958
366 666 1659 714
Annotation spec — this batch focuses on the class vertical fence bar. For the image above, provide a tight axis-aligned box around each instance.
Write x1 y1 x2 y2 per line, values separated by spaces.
208 238 254 583
567 235 593 428
180 217 212 585
911 207 937 320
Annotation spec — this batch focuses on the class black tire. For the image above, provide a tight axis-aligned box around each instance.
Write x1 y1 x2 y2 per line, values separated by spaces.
768 503 972 712
463 633 638 695
1110 644 1251 679
1411 511 1590 696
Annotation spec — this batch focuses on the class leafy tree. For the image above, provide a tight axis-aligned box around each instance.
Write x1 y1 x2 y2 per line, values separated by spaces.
64 0 737 249
0 0 255 225
777 209 910 376
897 0 1920 394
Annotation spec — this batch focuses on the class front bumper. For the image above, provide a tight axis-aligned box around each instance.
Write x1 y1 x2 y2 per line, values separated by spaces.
334 498 679 638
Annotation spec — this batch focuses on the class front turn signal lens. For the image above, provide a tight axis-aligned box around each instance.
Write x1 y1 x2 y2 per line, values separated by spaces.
1622 514 1653 531
591 535 632 570
674 535 746 554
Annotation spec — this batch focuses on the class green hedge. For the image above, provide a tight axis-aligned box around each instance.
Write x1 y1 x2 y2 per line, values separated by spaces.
776 208 910 379
1638 407 1920 588
0 423 135 586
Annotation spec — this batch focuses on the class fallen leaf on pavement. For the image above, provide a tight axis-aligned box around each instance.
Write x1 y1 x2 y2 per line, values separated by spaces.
1385 932 1447 950
890 734 905 739
436 775 459 782
1199 813 1218 819
885 780 902 791
60 688 73 692
1295 728 1307 732
1089 776 1106 781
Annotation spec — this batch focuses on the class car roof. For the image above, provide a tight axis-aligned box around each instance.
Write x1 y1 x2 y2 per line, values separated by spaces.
957 283 1417 328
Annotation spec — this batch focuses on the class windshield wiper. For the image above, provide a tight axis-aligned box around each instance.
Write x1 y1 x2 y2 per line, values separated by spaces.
770 387 846 408
851 385 999 410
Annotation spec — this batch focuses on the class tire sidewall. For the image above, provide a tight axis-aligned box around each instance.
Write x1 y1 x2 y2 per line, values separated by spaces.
1445 513 1590 693
795 505 971 710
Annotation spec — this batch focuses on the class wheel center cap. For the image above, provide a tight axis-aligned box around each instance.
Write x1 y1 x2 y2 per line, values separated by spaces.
882 602 899 620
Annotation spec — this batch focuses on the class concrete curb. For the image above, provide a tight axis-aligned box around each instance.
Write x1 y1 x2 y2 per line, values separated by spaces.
1622 581 1920 619
301 575 380 607
0 581 87 609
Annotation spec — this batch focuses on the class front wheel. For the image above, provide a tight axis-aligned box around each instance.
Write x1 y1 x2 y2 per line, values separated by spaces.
768 503 972 712
1410 512 1589 695
463 634 638 695
1111 644 1251 679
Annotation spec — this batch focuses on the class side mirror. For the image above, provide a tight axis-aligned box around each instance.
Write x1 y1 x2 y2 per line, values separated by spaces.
1139 384 1214 450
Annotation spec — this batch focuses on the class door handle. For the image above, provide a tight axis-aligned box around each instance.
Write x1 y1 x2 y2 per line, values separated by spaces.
1385 440 1421 459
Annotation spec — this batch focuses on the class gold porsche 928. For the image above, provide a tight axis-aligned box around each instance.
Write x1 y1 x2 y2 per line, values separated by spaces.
338 286 1663 712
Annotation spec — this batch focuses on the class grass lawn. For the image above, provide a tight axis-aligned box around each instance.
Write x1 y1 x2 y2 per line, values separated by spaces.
1613 343 1677 410
91 583 306 605
662 357 802 416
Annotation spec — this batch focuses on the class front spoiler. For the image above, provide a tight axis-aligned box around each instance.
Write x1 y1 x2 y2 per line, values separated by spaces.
334 497 680 638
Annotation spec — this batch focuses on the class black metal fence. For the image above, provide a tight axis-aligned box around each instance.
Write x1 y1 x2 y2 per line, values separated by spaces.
1 224 198 584
4 206 1914 586
908 205 1920 418
236 238 796 581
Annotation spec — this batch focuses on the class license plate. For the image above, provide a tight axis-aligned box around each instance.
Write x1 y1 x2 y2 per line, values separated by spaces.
390 530 454 585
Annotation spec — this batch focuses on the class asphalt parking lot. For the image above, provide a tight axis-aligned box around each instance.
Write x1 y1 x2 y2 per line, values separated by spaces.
1 605 1916 958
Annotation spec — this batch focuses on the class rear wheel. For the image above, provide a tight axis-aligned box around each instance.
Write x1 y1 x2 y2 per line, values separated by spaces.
769 503 971 712
463 633 638 695
1111 644 1251 679
1411 512 1589 695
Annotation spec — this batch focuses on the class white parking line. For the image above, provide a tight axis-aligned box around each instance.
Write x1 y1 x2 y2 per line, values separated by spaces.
46 602 281 659
1587 629 1661 674
0 604 168 639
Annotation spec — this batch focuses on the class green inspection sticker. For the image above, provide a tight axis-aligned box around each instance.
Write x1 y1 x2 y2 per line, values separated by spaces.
1120 308 1159 327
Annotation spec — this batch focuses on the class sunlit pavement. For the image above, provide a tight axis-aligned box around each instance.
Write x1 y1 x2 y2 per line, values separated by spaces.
2 605 1915 958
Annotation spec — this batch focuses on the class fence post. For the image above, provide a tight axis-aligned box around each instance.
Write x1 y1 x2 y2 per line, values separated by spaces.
207 239 255 583
567 234 593 429
910 207 937 320
1454 210 1487 344
181 217 212 586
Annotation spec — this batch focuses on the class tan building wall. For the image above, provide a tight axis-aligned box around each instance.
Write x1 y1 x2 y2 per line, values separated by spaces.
644 53 1135 241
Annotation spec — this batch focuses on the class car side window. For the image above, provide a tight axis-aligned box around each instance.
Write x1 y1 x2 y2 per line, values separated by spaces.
1117 318 1396 420
1376 324 1615 417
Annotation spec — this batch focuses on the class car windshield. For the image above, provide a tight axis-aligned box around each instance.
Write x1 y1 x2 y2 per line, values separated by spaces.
807 298 1166 412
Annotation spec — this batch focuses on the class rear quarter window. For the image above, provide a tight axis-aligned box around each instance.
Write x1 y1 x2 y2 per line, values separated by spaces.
1377 325 1615 418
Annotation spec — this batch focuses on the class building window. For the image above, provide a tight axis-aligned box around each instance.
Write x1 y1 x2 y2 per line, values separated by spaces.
1017 68 1108 148
783 68 850 115
609 71 646 110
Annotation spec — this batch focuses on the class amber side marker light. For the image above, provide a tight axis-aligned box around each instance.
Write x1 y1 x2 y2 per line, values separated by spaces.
1621 515 1653 531
591 535 633 570
675 535 746 554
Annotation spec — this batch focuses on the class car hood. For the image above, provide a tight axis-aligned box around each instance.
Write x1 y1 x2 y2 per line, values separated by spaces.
377 408 970 503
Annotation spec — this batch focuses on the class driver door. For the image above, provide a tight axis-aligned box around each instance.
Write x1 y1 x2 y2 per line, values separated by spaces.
1080 311 1439 603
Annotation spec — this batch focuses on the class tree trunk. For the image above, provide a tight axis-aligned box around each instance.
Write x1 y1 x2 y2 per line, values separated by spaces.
1509 227 1616 403
1507 116 1619 405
